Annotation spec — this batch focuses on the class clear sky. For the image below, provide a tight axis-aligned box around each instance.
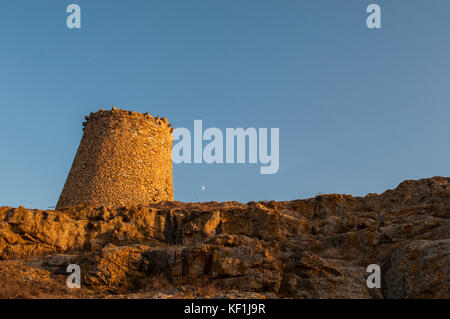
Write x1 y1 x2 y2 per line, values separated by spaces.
1 1 449 209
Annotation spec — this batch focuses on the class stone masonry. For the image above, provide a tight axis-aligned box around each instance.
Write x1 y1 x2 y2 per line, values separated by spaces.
56 107 174 209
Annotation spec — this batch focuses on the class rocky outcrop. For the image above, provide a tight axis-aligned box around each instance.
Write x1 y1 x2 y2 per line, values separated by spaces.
0 177 448 298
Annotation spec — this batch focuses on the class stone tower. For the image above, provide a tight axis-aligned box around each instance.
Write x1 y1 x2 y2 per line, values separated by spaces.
56 107 174 209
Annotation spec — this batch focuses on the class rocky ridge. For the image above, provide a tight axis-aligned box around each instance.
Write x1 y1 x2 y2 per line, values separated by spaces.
0 177 448 298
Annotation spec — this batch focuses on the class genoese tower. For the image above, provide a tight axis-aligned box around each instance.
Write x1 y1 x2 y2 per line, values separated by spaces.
56 107 174 209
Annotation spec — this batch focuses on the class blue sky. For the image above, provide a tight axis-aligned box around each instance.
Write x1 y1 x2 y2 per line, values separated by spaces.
1 1 449 209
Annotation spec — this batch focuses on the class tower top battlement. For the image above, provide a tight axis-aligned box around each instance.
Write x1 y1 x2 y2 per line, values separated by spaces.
81 107 174 133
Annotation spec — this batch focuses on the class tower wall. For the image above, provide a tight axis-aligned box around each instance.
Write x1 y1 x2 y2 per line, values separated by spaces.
56 108 174 209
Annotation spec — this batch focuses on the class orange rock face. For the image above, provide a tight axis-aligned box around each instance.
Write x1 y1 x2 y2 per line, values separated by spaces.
0 177 448 298
56 108 174 209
